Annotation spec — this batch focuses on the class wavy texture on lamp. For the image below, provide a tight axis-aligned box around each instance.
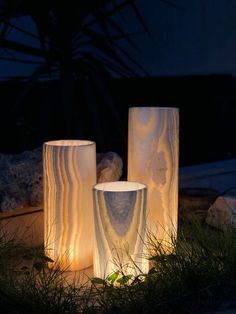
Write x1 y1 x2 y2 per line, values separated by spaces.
93 181 148 279
128 107 179 253
43 140 96 271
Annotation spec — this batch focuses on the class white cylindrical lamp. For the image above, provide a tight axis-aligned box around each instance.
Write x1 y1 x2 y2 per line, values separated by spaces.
128 107 179 253
93 181 148 279
43 140 96 271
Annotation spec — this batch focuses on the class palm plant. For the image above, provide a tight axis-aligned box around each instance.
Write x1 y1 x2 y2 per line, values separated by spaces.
0 0 172 150
0 0 150 76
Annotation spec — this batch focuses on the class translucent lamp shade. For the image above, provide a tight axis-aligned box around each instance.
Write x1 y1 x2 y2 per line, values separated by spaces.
43 140 96 271
128 107 179 253
93 181 148 279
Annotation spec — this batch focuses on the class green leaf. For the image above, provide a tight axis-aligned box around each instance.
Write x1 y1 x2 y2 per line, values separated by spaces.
116 274 132 284
107 271 119 283
91 277 106 285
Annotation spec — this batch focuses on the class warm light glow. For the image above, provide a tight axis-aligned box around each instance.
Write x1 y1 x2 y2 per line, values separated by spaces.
46 140 93 146
43 139 96 271
128 107 179 253
95 181 146 192
93 181 148 279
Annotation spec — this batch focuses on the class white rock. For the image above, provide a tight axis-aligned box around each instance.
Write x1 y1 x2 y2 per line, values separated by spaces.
96 152 123 183
206 194 236 231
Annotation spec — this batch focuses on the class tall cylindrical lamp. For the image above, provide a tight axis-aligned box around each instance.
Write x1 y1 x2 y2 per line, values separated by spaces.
43 140 96 271
93 181 148 279
128 107 179 252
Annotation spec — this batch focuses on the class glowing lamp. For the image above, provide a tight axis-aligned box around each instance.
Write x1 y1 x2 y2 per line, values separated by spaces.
43 140 96 271
93 181 148 279
128 107 179 252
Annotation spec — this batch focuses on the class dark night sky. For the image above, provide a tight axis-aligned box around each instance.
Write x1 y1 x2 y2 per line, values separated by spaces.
121 0 236 76
1 0 236 77
0 0 236 165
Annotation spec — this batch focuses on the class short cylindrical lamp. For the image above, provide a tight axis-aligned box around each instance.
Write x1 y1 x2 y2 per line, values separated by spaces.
93 181 148 279
43 140 96 271
128 107 179 252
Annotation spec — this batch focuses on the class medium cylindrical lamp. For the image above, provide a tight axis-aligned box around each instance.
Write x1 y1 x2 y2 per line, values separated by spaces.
43 140 96 271
128 107 179 252
93 181 148 279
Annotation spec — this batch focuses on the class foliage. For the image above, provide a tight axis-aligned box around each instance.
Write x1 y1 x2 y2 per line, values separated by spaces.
90 222 236 313
0 221 236 313
0 0 151 79
0 0 155 148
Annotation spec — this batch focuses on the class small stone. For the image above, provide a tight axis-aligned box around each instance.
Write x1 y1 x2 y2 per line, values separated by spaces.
206 191 236 231
97 152 123 183
0 148 43 211
179 188 219 223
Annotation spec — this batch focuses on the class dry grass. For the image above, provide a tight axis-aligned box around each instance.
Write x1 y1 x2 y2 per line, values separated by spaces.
0 220 236 313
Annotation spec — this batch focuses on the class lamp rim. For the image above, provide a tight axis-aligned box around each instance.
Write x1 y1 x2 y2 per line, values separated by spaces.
94 181 147 192
129 106 179 111
44 139 95 147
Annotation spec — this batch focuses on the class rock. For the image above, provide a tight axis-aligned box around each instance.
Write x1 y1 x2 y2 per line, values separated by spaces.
206 190 236 231
0 148 43 212
96 152 123 183
179 188 219 223
0 148 123 212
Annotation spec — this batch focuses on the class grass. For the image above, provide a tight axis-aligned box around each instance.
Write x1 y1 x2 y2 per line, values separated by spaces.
0 220 236 313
